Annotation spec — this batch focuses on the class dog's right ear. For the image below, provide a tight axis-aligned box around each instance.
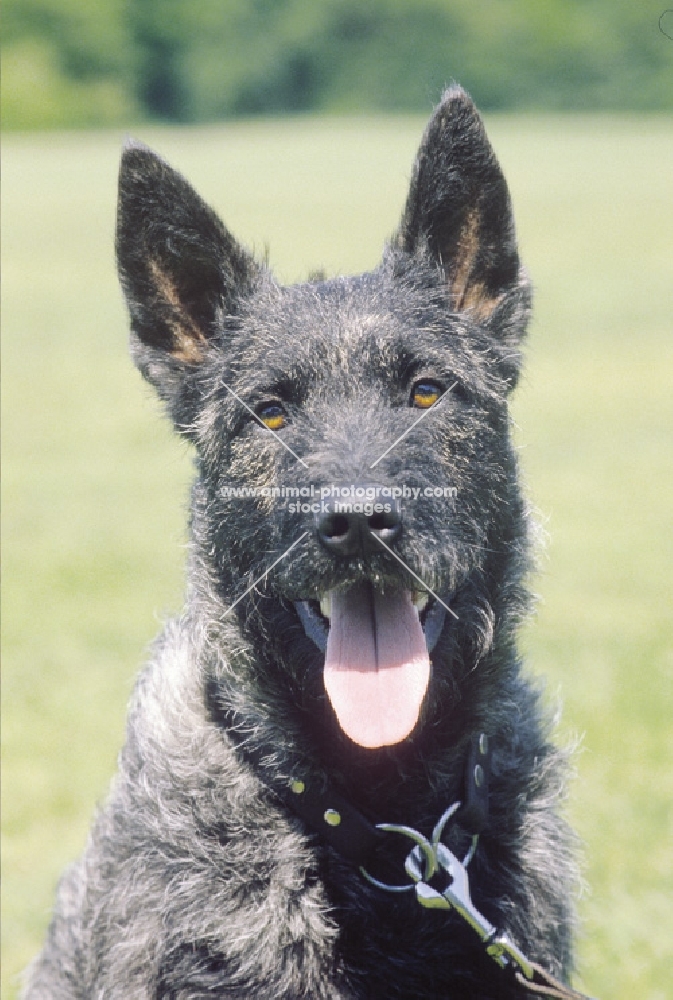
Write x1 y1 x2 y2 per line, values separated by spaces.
116 141 260 405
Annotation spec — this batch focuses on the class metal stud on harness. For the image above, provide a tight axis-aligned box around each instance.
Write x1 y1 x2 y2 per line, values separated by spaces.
361 803 595 1000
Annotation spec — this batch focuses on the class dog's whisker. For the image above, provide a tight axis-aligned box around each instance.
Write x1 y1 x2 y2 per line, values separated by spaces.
222 532 309 618
370 534 459 621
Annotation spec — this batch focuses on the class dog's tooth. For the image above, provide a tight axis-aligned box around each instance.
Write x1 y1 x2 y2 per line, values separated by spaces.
413 591 429 612
320 594 332 620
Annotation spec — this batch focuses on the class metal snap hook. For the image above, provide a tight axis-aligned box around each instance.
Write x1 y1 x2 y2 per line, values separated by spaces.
431 801 462 848
359 822 437 893
432 801 479 867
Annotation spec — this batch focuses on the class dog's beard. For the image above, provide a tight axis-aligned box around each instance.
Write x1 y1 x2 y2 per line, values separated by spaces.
295 582 448 748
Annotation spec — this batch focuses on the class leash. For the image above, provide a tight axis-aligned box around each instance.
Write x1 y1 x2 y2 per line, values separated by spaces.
217 706 593 999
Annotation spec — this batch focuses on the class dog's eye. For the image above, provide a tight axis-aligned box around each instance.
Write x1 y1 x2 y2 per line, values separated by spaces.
411 381 442 409
256 402 287 431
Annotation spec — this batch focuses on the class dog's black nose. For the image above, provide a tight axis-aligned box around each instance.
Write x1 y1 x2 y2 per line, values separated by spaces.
315 483 402 556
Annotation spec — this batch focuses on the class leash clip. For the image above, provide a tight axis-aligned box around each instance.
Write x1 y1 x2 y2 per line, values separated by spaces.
361 802 534 982
409 840 534 981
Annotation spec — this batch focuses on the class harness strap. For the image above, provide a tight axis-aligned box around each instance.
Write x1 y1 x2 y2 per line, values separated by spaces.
216 707 384 864
279 770 385 866
219 705 489 866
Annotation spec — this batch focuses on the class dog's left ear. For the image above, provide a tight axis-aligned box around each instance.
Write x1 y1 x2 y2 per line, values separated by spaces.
395 87 529 331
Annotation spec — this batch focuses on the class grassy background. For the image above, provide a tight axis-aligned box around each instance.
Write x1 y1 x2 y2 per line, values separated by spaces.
2 116 671 998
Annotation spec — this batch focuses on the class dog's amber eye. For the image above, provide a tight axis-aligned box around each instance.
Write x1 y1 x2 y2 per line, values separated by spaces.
411 381 442 409
257 402 286 431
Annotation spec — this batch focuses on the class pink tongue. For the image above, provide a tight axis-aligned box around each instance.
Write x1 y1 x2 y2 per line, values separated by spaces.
323 583 430 748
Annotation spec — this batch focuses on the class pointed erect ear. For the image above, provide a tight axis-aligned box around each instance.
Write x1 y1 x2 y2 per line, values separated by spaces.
116 141 259 365
395 87 524 323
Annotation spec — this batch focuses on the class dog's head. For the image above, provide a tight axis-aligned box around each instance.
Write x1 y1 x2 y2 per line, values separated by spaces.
116 88 531 751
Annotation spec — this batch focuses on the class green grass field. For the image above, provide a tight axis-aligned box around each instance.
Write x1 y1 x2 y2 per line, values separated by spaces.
2 116 672 998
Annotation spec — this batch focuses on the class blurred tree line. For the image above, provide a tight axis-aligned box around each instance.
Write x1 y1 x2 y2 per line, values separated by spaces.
3 0 671 128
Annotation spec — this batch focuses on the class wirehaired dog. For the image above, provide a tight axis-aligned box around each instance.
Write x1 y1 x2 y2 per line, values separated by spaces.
24 88 582 999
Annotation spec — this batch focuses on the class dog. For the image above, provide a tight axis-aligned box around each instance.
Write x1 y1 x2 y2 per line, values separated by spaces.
24 87 582 999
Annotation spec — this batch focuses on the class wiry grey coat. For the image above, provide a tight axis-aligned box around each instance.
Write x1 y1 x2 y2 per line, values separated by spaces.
24 88 577 999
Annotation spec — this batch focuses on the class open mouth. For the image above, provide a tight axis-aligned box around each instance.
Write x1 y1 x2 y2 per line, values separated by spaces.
295 583 448 750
